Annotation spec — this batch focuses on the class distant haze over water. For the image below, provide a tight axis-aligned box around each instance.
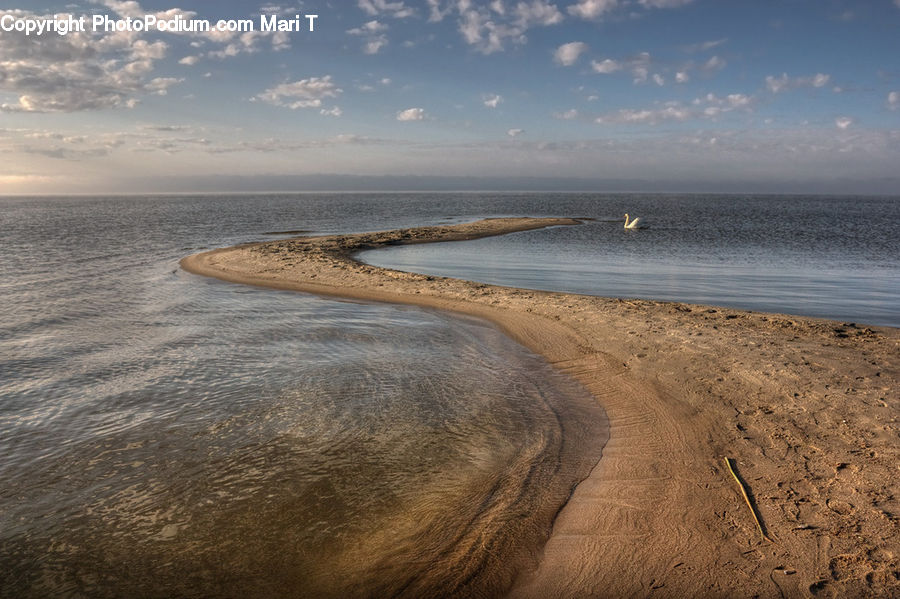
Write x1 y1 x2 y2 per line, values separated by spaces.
59 174 900 196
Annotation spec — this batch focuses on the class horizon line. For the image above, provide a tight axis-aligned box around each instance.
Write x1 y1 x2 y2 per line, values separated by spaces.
2 189 899 198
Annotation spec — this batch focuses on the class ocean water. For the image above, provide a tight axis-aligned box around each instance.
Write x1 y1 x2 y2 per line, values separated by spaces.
359 194 900 328
0 194 608 598
1 193 897 597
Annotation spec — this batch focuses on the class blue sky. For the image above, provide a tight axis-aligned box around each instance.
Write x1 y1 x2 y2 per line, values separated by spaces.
1 0 899 193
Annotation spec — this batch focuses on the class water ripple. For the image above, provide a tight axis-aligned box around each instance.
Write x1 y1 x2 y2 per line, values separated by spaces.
1 194 608 598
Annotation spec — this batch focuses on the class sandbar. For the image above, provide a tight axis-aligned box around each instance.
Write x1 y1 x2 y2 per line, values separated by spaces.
181 217 899 598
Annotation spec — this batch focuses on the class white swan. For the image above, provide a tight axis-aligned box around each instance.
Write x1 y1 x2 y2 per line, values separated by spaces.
623 213 642 229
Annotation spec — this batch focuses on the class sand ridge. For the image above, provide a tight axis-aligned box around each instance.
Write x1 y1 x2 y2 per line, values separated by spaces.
181 217 899 598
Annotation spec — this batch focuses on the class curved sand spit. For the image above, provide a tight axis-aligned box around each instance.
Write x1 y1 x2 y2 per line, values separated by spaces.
182 217 899 598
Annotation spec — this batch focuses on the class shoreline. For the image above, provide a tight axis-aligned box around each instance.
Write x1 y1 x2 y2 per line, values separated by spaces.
181 217 899 598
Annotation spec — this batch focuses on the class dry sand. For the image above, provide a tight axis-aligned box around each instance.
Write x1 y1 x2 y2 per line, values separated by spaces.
181 217 899 598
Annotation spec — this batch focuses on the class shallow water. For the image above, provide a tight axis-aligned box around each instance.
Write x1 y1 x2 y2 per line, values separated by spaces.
1 194 606 598
359 194 900 328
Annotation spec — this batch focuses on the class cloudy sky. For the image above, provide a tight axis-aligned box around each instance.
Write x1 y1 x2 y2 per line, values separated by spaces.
1 0 899 194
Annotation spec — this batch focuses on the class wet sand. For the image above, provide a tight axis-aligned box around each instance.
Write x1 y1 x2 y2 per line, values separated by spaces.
182 217 899 598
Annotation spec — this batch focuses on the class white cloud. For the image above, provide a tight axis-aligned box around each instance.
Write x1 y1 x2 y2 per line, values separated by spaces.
200 133 393 155
695 93 752 108
483 94 503 108
396 107 426 121
567 0 618 20
835 116 853 130
726 93 752 107
0 8 177 112
554 42 588 66
652 73 665 86
205 30 288 59
596 93 754 125
682 38 727 53
766 72 832 93
145 77 184 95
507 128 524 137
695 93 754 117
347 20 390 54
430 0 564 53
514 0 565 25
765 74 790 94
138 124 192 132
98 0 145 19
888 91 900 111
595 105 692 125
632 67 649 84
255 76 343 109
591 59 622 74
347 20 389 34
702 55 726 73
554 108 579 120
630 52 652 83
206 44 240 59
669 53 725 83
358 0 415 18
320 106 343 117
1 124 223 160
426 0 453 22
591 52 659 85
271 31 291 51
95 0 291 55
810 73 831 87
179 55 200 66
364 38 389 54
259 4 283 15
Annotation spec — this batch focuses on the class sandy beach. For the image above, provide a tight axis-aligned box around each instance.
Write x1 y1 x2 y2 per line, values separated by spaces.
181 217 899 598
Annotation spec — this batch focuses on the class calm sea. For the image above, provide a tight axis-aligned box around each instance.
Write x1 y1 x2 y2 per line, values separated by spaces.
1 193 609 598
1 193 897 597
360 194 900 328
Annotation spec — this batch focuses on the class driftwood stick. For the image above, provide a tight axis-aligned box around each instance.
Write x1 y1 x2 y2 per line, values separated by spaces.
725 457 775 543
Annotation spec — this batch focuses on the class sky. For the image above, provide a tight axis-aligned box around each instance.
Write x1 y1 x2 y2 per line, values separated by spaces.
1 0 899 194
